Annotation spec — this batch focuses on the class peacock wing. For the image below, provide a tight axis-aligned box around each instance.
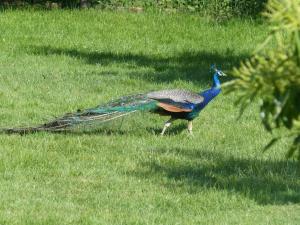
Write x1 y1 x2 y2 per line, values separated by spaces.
147 89 204 112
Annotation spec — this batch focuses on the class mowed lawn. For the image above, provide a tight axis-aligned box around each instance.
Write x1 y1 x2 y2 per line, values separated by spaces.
0 9 299 225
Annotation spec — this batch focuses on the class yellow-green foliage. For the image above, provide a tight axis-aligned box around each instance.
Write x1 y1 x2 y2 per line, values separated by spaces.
226 0 300 159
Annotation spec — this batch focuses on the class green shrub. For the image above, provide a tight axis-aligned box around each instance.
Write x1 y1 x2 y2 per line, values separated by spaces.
1 0 267 18
225 0 300 160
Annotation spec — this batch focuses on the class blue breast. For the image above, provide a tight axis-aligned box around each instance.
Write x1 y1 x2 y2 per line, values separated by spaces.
185 87 221 120
196 73 221 110
199 88 221 108
177 73 222 121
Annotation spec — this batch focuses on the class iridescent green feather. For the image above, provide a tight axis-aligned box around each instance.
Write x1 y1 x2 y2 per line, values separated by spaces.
1 93 158 133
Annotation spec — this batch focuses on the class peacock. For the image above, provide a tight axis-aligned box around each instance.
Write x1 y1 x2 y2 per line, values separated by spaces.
1 66 226 135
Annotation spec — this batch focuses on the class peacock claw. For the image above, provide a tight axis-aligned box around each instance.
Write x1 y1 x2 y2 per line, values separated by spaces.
188 131 194 137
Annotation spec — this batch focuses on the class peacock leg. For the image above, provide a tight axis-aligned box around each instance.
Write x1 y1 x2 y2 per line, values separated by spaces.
160 118 175 136
187 121 193 135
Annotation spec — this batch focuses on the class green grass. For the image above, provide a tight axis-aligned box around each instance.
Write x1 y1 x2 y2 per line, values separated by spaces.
0 9 299 225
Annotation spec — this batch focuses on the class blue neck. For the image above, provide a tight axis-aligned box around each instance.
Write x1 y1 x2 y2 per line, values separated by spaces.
196 72 221 108
213 73 221 89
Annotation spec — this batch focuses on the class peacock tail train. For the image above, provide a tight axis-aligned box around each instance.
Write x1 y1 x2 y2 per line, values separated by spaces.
1 93 158 134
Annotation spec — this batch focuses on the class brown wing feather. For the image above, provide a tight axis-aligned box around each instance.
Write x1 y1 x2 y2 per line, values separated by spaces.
158 103 192 112
147 89 204 104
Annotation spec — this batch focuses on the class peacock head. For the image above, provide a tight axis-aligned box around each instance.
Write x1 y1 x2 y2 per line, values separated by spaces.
210 64 226 77
210 64 226 88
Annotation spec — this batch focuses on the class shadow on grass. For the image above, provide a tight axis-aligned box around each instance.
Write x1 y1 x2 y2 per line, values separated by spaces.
131 147 300 205
0 126 186 137
46 123 186 136
27 45 247 84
